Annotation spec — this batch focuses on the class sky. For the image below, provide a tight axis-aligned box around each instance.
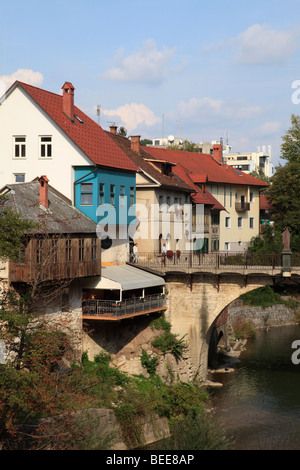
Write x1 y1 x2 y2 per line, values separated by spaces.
2 0 300 168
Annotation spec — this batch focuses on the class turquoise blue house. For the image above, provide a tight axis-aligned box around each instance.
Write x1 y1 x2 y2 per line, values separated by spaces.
74 166 136 229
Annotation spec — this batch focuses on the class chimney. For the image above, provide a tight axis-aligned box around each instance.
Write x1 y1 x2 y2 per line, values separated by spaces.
62 82 75 122
39 175 49 209
110 125 118 134
213 144 223 163
131 135 141 154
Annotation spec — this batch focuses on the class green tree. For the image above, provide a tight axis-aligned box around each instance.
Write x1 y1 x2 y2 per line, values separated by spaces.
267 161 300 236
167 140 200 152
249 168 270 184
280 114 300 163
140 138 152 146
117 126 127 137
0 197 36 261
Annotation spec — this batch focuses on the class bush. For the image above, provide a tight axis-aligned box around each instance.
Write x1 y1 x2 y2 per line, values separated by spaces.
240 285 290 309
153 410 233 450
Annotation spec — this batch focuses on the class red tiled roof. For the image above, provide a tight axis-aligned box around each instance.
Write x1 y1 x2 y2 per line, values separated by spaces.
10 81 137 172
105 131 193 192
260 194 274 211
142 147 269 188
172 163 225 211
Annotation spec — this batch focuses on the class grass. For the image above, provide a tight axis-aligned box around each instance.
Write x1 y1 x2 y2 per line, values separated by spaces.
239 285 298 309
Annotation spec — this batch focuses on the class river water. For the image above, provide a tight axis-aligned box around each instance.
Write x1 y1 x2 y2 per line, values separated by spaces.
211 324 300 450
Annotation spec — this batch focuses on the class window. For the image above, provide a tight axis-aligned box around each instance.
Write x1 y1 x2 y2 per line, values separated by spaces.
238 216 243 228
79 239 84 261
14 136 26 158
40 136 52 158
91 238 97 260
224 242 230 251
110 184 115 206
159 195 164 212
211 212 220 225
14 173 25 183
99 183 105 205
36 240 43 264
52 239 58 263
249 217 255 229
66 239 72 262
225 216 231 228
81 183 93 205
130 187 135 206
250 192 254 203
120 185 125 206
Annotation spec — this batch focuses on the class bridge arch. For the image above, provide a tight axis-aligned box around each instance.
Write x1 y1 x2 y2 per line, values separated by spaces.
164 271 275 380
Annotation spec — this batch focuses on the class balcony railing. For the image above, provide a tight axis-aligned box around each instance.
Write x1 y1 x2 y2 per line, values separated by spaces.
131 251 300 271
82 293 166 319
235 202 250 212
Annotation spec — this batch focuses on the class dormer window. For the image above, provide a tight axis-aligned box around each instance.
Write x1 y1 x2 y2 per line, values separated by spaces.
163 163 172 176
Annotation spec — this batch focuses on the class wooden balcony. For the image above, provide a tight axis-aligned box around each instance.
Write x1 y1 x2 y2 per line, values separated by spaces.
235 202 250 212
9 236 101 283
82 293 167 321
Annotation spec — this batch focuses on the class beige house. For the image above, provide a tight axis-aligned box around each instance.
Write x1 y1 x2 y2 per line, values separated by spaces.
141 145 269 253
106 129 224 257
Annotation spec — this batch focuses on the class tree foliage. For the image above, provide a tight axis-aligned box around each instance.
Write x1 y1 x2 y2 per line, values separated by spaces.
167 140 200 152
267 160 300 236
0 199 36 261
280 114 300 163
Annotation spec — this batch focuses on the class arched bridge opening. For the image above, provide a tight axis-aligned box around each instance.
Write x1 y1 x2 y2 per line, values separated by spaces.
163 270 300 380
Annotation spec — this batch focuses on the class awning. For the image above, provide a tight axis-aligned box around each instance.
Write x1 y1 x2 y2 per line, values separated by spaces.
83 264 165 291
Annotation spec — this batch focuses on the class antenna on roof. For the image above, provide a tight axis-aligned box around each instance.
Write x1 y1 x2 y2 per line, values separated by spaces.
97 105 101 125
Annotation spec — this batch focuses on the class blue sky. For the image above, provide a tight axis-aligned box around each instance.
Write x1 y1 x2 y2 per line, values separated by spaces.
2 0 300 167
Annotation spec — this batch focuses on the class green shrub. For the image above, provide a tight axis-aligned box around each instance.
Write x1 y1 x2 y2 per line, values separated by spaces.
240 286 285 309
140 349 159 376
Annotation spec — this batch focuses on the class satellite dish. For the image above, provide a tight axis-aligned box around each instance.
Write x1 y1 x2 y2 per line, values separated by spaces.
168 135 175 143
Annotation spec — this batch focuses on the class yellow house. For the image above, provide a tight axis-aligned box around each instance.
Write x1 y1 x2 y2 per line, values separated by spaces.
142 145 269 253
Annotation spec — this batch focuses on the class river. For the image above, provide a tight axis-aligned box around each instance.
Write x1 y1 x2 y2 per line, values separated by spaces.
211 324 300 450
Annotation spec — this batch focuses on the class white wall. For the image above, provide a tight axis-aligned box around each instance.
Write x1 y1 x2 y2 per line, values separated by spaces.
0 87 92 200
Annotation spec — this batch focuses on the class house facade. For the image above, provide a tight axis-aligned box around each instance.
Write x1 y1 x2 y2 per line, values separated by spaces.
0 176 102 360
143 145 269 252
0 80 137 264
104 129 222 258
0 81 167 334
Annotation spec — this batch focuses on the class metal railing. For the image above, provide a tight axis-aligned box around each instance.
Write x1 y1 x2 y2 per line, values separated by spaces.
82 293 166 318
131 251 300 270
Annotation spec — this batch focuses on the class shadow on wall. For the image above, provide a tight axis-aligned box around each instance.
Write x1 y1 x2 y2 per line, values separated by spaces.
82 313 161 360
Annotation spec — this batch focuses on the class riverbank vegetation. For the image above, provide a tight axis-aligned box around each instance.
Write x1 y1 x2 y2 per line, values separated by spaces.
0 304 232 450
240 285 300 310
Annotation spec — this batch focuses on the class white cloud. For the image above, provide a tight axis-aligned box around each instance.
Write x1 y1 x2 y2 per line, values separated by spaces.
234 24 300 65
171 96 263 124
204 24 300 66
102 103 160 132
255 121 281 136
102 39 175 86
0 69 44 93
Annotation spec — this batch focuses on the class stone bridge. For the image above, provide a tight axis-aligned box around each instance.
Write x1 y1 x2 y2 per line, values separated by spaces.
133 251 300 380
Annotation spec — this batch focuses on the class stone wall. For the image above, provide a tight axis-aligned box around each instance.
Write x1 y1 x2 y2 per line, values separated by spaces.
228 298 299 330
